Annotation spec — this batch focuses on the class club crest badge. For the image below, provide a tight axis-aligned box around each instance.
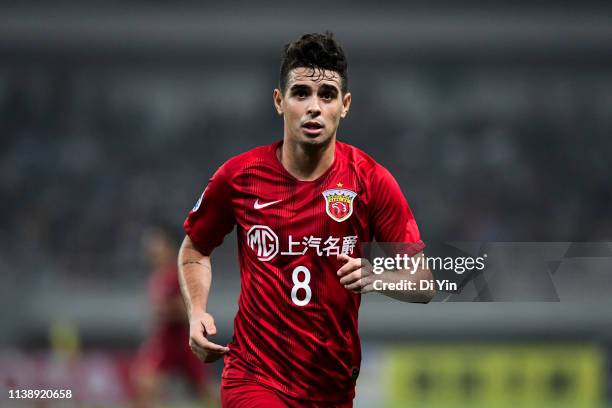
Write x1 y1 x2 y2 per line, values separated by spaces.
322 188 357 222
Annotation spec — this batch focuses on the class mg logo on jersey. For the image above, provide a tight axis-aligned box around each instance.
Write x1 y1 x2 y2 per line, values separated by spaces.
247 225 279 261
322 188 357 222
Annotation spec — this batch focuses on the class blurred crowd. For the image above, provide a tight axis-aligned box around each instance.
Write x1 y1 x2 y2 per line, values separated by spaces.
0 60 610 290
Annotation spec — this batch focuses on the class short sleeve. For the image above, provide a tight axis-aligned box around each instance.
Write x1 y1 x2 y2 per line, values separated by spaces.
370 164 425 256
184 162 236 255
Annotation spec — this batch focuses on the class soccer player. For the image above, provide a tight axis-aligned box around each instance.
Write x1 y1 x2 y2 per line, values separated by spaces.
133 224 212 408
179 32 434 408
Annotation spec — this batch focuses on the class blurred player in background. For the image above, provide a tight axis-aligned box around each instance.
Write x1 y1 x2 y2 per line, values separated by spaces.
133 224 212 408
179 32 434 407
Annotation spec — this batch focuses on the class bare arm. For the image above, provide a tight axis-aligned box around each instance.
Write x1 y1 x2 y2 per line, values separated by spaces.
337 252 435 303
178 236 229 362
375 257 435 303
178 236 212 319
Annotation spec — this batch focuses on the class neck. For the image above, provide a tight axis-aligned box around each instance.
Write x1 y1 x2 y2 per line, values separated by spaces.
278 137 336 181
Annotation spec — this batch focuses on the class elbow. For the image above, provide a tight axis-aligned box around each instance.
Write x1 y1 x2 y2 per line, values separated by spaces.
416 267 436 303
420 287 436 303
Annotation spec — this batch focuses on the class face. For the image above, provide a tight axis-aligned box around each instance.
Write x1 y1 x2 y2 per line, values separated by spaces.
142 230 174 269
273 67 351 147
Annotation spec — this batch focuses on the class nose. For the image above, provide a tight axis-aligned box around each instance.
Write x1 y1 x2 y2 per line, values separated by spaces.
307 98 321 116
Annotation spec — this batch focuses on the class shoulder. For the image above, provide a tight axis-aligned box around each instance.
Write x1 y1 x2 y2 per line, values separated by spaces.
216 142 278 176
336 140 393 184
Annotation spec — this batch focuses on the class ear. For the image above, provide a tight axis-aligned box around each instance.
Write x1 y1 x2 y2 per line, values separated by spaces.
273 88 284 115
340 92 352 119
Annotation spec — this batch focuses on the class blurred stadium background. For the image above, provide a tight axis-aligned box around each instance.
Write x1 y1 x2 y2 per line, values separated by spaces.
1 1 611 407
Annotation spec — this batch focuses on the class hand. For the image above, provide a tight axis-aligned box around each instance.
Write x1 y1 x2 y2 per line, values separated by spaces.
337 254 376 294
188 312 229 363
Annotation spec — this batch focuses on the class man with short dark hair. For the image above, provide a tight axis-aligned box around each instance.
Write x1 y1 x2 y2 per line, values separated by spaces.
179 32 433 408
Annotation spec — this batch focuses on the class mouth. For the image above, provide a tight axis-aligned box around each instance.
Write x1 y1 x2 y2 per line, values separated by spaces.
301 121 324 136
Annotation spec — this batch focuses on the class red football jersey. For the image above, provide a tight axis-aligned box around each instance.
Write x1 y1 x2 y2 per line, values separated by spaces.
184 140 424 402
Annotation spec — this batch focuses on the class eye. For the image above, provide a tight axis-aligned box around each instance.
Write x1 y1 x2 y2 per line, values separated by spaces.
293 89 308 98
321 93 333 101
